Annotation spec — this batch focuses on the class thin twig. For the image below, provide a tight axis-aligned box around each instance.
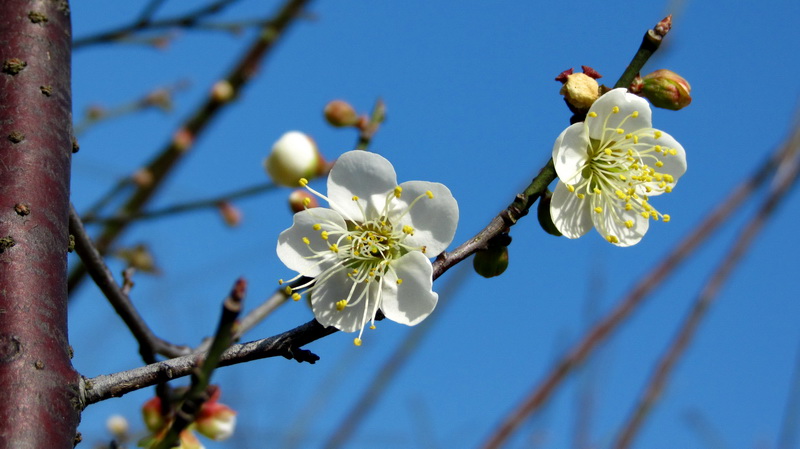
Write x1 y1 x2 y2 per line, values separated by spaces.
612 122 800 449
69 204 190 362
73 0 245 48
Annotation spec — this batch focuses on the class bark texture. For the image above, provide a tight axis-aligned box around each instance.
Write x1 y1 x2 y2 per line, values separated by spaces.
0 1 79 447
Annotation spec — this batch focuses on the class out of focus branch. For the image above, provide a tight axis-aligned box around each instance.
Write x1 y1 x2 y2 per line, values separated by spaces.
68 0 314 294
612 120 800 449
73 0 245 48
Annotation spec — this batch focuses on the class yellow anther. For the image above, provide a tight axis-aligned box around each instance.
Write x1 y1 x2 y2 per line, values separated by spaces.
421 246 427 254
665 186 673 193
663 214 671 223
577 193 585 199
312 224 321 231
625 133 633 140
612 106 620 113
353 338 362 346
567 184 575 192
330 243 339 252
655 161 664 167
616 128 624 134
336 300 348 311
396 278 403 285
669 149 678 155
320 231 329 240
291 293 301 301
625 220 634 229
619 175 627 181
403 225 415 235
615 190 626 199
369 325 376 330
284 286 293 295
593 207 603 213
302 237 310 245
641 212 650 219
394 186 403 198
606 235 619 243
299 178 308 186
625 203 633 211
650 211 658 219
654 131 662 138
278 279 284 285
632 111 639 118
632 135 639 144
593 187 602 195
588 111 598 117
302 197 311 207
426 190 434 199
352 195 359 201
604 148 613 156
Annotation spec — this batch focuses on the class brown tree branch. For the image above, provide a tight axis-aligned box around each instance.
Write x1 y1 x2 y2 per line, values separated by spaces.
68 204 191 361
0 1 80 447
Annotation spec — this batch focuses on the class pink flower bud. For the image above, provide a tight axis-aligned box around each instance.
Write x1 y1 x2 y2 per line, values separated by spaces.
640 69 692 110
289 189 319 212
195 386 237 441
216 201 242 227
141 397 165 433
324 100 359 127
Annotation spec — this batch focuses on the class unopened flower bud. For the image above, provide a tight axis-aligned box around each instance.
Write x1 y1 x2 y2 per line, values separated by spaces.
264 131 322 187
640 69 692 110
217 201 242 227
141 397 165 433
559 72 600 110
537 190 562 236
324 100 359 127
211 80 235 103
106 414 129 437
289 189 319 212
196 386 237 441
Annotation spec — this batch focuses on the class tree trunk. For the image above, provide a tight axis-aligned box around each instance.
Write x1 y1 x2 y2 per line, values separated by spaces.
0 1 80 447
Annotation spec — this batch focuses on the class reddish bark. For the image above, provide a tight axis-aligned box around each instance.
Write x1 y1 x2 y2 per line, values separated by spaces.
0 1 80 448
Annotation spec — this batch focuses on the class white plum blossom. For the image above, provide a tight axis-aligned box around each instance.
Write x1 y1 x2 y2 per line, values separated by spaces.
277 150 458 345
550 88 687 246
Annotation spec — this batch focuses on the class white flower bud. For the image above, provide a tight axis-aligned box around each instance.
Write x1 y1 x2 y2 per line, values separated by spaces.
264 131 321 187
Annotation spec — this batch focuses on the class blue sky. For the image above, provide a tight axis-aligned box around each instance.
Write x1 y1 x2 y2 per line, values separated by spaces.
68 1 800 448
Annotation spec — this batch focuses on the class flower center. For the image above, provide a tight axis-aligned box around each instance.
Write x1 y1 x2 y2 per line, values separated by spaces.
564 108 679 242
281 180 433 344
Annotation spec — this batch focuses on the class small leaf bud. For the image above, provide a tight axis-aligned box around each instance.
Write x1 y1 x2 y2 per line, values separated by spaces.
106 414 129 438
473 233 511 278
211 80 235 103
639 69 692 110
217 201 242 227
264 131 323 187
324 100 359 127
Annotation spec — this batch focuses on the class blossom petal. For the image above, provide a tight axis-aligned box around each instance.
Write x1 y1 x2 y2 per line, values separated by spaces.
552 123 590 184
277 208 345 276
327 151 398 220
380 251 437 326
587 88 652 141
550 181 593 238
636 130 687 196
311 270 378 333
591 197 649 247
392 180 458 256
